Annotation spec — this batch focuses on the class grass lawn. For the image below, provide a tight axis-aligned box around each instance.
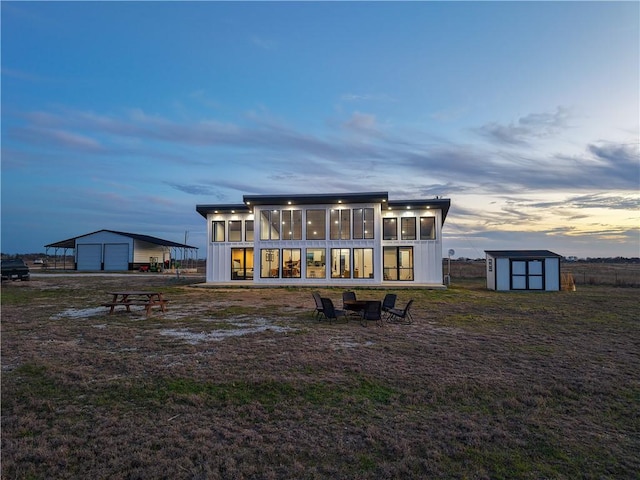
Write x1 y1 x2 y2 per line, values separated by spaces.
1 274 638 479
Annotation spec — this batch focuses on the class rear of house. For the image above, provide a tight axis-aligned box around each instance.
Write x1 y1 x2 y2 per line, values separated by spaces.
196 192 451 287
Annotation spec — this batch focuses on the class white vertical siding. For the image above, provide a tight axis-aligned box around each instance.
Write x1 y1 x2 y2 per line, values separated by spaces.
202 201 446 286
133 241 170 264
545 258 560 291
486 254 496 290
496 258 511 291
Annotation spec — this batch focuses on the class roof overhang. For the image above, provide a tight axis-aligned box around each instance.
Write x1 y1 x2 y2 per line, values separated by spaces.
197 193 451 224
386 198 451 224
243 191 389 207
196 204 252 218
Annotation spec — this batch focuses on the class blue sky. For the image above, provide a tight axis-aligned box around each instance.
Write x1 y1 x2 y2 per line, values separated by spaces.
2 1 638 258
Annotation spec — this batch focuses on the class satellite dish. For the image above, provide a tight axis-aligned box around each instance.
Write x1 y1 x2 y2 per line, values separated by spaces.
448 249 455 257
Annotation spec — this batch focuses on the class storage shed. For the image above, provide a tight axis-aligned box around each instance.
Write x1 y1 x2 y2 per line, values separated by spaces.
45 230 198 272
485 250 562 291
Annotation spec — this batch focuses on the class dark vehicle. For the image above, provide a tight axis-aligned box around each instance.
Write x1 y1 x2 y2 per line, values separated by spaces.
1 259 30 281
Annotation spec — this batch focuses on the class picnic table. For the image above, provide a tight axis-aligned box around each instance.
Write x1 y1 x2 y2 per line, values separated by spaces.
102 291 169 316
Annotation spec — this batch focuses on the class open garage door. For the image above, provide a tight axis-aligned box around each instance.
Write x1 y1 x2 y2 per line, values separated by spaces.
104 243 129 271
77 244 102 271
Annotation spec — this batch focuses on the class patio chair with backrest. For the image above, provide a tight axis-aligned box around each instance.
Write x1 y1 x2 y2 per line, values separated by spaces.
387 299 414 324
312 292 325 320
381 293 397 318
321 297 348 323
342 291 359 315
361 300 383 327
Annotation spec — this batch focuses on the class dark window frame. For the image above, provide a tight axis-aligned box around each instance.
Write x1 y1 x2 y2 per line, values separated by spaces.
401 217 416 240
282 210 303 240
330 209 351 240
306 209 326 240
383 246 414 281
419 216 436 240
228 220 242 242
245 220 254 242
212 221 225 242
383 217 397 240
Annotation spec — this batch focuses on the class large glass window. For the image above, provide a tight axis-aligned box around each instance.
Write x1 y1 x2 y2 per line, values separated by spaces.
231 248 254 280
245 220 254 242
383 246 414 281
306 248 326 279
229 220 242 242
331 248 351 278
260 210 281 240
212 221 225 242
353 248 374 279
306 209 326 240
330 209 350 240
401 218 416 240
353 208 374 239
260 248 280 278
282 248 301 278
383 218 397 240
420 217 435 240
282 210 302 240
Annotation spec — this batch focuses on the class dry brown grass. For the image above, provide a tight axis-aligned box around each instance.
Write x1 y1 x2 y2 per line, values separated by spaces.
2 272 639 479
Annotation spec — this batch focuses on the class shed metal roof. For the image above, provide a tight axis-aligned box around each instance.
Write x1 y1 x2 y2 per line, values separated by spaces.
485 250 562 258
45 229 198 250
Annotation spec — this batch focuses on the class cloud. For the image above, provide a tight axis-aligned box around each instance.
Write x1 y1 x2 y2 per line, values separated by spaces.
1 67 50 82
5 104 639 195
343 112 377 131
475 106 571 146
165 183 219 196
527 193 640 211
11 126 104 153
430 107 467 123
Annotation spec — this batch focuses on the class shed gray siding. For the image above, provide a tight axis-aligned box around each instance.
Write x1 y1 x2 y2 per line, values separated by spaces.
485 250 562 291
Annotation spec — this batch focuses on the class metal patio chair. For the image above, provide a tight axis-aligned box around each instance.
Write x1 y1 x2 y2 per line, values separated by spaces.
320 297 348 323
387 299 414 324
312 292 325 320
381 293 397 319
342 291 360 315
361 300 383 327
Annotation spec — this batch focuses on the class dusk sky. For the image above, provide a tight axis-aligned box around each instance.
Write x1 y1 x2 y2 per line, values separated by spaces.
2 1 638 259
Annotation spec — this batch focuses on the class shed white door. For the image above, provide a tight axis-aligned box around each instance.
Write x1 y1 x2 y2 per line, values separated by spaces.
104 243 129 271
77 244 102 271
511 260 544 290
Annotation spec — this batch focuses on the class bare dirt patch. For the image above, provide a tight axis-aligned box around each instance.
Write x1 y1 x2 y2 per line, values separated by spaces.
2 273 639 479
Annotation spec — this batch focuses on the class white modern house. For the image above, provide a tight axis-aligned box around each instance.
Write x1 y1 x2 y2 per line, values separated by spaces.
196 192 451 286
485 250 562 291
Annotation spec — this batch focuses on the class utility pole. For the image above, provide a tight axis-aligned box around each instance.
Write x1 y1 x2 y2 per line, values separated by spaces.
183 230 189 264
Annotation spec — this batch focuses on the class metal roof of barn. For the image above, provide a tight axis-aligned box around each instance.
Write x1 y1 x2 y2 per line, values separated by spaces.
45 229 198 249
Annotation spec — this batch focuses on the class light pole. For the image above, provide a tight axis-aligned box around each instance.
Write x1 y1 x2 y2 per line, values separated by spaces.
446 249 455 285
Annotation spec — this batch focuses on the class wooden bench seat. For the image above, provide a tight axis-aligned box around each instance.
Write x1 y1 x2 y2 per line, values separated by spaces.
101 299 169 315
